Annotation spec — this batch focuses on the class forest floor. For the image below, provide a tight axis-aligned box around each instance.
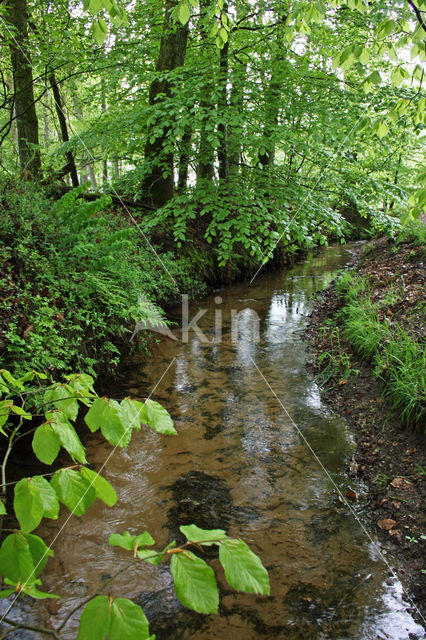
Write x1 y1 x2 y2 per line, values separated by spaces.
305 236 426 627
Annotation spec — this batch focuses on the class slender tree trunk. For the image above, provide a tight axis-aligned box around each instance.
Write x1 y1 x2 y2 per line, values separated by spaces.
258 70 281 168
217 40 229 184
177 127 192 193
49 72 79 187
228 62 247 178
196 0 215 186
113 158 120 179
142 0 189 207
87 164 98 188
7 0 41 178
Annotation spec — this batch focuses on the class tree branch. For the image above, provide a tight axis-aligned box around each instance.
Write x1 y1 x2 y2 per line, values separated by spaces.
407 0 426 33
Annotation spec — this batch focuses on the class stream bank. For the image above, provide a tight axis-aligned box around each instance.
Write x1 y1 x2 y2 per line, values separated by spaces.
305 235 425 626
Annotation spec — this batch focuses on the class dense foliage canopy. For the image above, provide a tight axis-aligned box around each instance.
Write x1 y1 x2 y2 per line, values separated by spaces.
0 0 425 267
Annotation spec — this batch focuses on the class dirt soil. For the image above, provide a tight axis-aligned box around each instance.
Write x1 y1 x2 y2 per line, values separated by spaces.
305 237 425 628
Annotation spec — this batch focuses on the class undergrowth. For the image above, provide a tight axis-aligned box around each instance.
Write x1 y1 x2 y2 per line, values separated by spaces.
333 270 425 430
0 181 204 376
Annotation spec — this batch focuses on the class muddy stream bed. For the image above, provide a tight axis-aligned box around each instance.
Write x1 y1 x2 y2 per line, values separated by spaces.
5 245 425 639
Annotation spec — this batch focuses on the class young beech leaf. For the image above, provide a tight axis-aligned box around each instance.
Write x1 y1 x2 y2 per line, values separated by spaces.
51 469 96 516
46 411 87 463
14 478 45 532
44 385 79 421
109 597 150 639
119 398 143 431
10 404 32 419
109 530 154 552
77 595 151 640
84 397 108 432
101 399 133 447
77 595 110 640
0 532 53 585
64 373 96 406
80 467 117 506
30 476 59 519
126 399 148 426
0 499 6 515
179 524 227 545
32 423 61 465
21 584 59 599
144 399 177 435
219 540 270 595
178 1 190 26
170 550 219 614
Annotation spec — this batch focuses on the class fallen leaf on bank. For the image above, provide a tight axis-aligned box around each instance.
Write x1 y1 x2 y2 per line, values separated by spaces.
377 518 397 531
348 459 359 477
390 477 413 490
346 490 357 501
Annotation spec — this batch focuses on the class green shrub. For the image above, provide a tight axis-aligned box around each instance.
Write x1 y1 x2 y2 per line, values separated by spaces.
0 182 204 375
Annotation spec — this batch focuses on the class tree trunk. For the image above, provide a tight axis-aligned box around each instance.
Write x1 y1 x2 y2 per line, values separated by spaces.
49 72 79 187
228 62 247 179
7 0 41 178
258 70 281 168
177 127 192 193
195 0 215 186
142 0 189 207
217 40 229 184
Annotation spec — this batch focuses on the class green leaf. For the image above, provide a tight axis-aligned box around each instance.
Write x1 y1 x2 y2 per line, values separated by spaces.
80 468 117 506
119 398 145 431
101 399 133 447
88 0 103 15
86 398 132 446
109 530 154 552
0 500 6 515
64 373 96 406
178 1 190 25
0 369 24 391
144 400 177 435
44 385 79 421
170 551 219 614
14 478 45 532
219 540 270 595
78 595 151 640
0 532 53 585
10 404 32 419
85 397 108 432
30 476 59 519
22 584 60 599
376 18 396 40
179 524 227 546
93 18 107 45
51 469 96 517
32 423 61 465
0 400 11 433
77 595 110 640
47 411 87 463
109 598 150 639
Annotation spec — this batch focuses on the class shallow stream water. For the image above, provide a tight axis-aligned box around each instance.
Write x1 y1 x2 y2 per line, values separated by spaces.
7 245 425 639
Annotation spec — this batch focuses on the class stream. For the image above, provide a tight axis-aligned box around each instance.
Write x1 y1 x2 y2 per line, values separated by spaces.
8 244 425 639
